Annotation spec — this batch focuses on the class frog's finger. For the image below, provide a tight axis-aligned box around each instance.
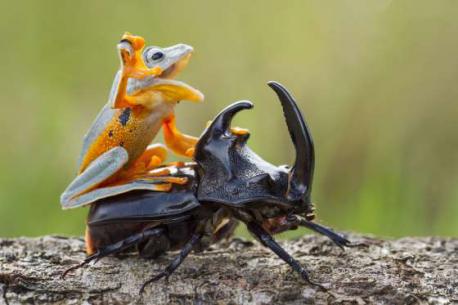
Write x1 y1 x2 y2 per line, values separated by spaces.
117 40 135 65
60 147 128 209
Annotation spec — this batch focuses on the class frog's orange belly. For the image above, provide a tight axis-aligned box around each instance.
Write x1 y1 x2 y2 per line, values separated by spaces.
79 107 162 174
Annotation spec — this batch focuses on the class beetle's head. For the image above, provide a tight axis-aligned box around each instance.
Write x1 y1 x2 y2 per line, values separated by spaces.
194 82 315 218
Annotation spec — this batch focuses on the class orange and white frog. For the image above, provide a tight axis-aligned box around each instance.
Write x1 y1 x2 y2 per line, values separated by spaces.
60 33 203 209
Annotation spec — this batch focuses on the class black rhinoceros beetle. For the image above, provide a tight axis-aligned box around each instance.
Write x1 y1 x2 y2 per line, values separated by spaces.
63 82 350 292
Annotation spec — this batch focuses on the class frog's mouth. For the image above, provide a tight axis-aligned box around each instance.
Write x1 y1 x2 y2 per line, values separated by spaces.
159 52 192 79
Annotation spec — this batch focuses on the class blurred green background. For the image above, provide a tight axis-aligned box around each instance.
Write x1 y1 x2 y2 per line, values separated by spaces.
0 1 457 238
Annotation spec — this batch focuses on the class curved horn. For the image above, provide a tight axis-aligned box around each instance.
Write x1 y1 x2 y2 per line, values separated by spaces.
267 81 315 203
199 101 253 139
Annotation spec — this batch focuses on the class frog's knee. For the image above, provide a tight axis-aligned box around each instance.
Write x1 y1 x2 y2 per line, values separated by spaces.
60 147 129 209
60 192 78 209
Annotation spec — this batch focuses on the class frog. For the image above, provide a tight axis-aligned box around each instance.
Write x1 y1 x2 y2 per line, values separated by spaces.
60 33 204 209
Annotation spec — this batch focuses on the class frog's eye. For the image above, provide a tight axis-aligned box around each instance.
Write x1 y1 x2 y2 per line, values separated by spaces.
143 47 165 63
144 47 165 65
151 51 164 61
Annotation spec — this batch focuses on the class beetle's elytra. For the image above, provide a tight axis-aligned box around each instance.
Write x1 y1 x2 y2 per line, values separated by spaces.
63 82 351 293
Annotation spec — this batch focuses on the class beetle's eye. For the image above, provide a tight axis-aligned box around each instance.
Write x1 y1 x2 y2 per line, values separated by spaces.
151 52 164 61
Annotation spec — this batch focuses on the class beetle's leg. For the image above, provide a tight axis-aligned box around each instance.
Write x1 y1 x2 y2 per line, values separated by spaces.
264 215 351 249
246 221 326 290
212 218 239 243
139 232 203 294
62 227 165 278
298 219 351 249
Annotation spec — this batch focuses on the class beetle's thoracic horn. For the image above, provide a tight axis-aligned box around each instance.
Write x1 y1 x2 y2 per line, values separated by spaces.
267 81 315 204
200 101 253 139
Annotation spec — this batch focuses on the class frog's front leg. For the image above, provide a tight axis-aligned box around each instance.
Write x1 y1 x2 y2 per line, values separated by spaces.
163 113 250 158
110 35 163 109
162 113 199 157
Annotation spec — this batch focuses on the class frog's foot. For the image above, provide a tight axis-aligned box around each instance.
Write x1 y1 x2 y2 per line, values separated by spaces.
164 161 187 168
114 144 189 187
117 144 169 182
135 143 168 171
136 175 188 185
230 126 249 136
205 120 249 136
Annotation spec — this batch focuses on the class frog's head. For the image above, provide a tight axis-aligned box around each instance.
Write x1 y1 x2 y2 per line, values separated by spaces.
117 32 204 105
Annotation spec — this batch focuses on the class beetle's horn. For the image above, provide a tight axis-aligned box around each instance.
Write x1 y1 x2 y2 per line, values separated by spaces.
267 81 315 203
201 101 253 139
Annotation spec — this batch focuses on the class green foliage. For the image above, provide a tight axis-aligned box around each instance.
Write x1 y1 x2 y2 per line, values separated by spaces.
0 0 457 237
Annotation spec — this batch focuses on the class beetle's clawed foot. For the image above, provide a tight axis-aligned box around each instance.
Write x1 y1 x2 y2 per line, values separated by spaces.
334 236 352 249
139 232 203 294
300 270 328 291
139 270 171 294
319 230 352 250
61 260 89 279
61 251 102 279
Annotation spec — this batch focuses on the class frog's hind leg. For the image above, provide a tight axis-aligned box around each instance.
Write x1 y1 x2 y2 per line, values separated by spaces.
60 147 129 209
61 144 189 209
61 180 173 209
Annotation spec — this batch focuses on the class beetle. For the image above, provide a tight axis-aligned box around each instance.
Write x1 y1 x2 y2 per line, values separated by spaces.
62 82 350 292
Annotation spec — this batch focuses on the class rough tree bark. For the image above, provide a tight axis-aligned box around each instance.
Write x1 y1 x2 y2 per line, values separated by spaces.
0 234 456 305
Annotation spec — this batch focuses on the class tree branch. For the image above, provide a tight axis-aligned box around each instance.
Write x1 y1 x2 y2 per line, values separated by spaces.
0 234 456 304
